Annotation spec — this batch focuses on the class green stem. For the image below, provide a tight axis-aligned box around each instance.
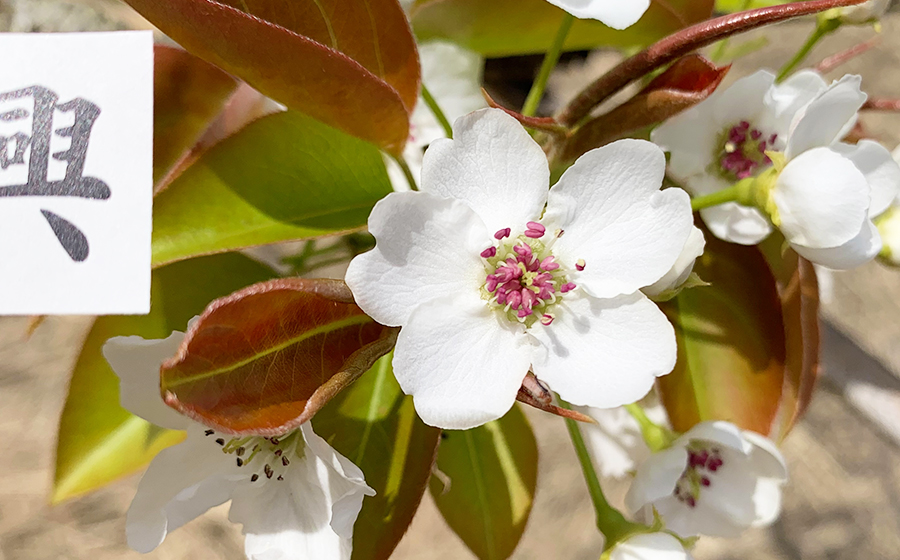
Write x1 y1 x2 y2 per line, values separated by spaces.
776 17 840 82
421 84 453 139
391 154 419 191
521 13 575 117
558 398 638 546
690 178 754 212
624 403 676 452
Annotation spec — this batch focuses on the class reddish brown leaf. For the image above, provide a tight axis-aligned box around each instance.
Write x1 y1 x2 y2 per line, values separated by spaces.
153 45 237 188
482 88 568 136
758 235 821 441
161 278 394 435
124 0 418 154
657 225 786 435
554 55 729 163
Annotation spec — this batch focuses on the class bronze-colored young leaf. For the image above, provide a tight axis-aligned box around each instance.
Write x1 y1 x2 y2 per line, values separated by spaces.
53 253 276 503
161 278 393 435
123 0 417 154
758 234 821 441
412 0 715 57
314 354 441 560
429 404 538 560
555 54 730 163
657 227 786 434
153 45 237 188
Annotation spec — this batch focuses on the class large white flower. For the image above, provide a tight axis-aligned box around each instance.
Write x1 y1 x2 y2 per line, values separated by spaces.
103 332 374 560
346 108 693 430
544 0 650 29
607 532 694 560
652 70 831 245
389 41 485 191
624 421 787 539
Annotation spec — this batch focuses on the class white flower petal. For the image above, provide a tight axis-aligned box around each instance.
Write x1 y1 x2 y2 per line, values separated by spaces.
751 477 785 528
392 296 533 429
643 226 706 297
741 429 789 482
774 147 869 249
691 449 761 532
577 405 661 478
840 0 891 23
794 219 881 269
530 291 677 409
609 532 694 560
786 75 866 159
126 425 244 553
624 446 687 513
346 191 489 327
103 333 190 431
711 70 775 125
654 493 747 538
544 0 650 29
421 108 549 235
544 139 693 298
700 202 773 245
679 421 751 454
833 140 900 218
229 426 373 560
650 103 719 181
764 69 827 135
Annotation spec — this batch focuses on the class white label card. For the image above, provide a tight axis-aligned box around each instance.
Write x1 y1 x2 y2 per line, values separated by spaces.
0 31 153 315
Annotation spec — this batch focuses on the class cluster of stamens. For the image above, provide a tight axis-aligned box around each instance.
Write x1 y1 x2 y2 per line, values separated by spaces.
205 429 303 483
480 222 580 326
718 121 778 180
672 444 724 508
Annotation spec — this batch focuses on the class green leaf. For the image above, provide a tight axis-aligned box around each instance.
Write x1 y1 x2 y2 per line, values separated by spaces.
151 111 392 267
429 405 538 560
657 227 786 435
153 45 237 187
314 354 442 560
122 0 418 153
411 0 715 57
53 253 276 503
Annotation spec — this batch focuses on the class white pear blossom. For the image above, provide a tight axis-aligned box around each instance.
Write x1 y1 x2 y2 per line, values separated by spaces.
102 331 374 560
655 70 900 269
544 0 650 29
346 108 693 430
873 145 900 266
652 70 832 245
625 421 787 539
388 41 485 191
642 226 705 299
576 403 668 478
607 532 694 560
839 0 891 24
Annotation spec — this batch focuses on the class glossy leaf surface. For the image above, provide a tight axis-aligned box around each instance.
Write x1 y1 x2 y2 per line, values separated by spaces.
411 0 715 57
161 278 391 435
151 111 392 267
153 45 237 187
657 228 786 434
429 405 538 560
53 254 275 503
123 0 418 153
314 355 441 560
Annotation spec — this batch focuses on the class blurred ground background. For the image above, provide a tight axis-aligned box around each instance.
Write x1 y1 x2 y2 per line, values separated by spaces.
2 1 900 559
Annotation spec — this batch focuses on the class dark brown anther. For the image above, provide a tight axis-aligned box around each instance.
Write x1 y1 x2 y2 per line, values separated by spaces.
282 457 290 467
274 449 283 457
236 447 245 456
251 474 259 482
265 464 274 479
270 437 280 445
205 430 214 436
215 438 225 446
277 475 284 481
236 458 244 467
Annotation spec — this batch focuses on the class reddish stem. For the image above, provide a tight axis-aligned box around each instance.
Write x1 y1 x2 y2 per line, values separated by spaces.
556 0 868 127
816 36 881 74
863 98 900 112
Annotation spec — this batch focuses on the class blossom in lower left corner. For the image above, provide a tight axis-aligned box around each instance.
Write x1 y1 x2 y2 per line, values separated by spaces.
102 331 375 559
607 532 694 560
625 421 787 538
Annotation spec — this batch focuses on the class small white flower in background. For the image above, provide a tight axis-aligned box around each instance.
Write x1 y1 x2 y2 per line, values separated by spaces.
625 421 787 538
388 41 485 191
544 0 651 29
607 532 694 560
576 402 669 478
873 145 900 267
652 69 832 245
103 332 374 560
838 0 891 24
770 76 900 269
642 226 706 300
347 108 693 429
